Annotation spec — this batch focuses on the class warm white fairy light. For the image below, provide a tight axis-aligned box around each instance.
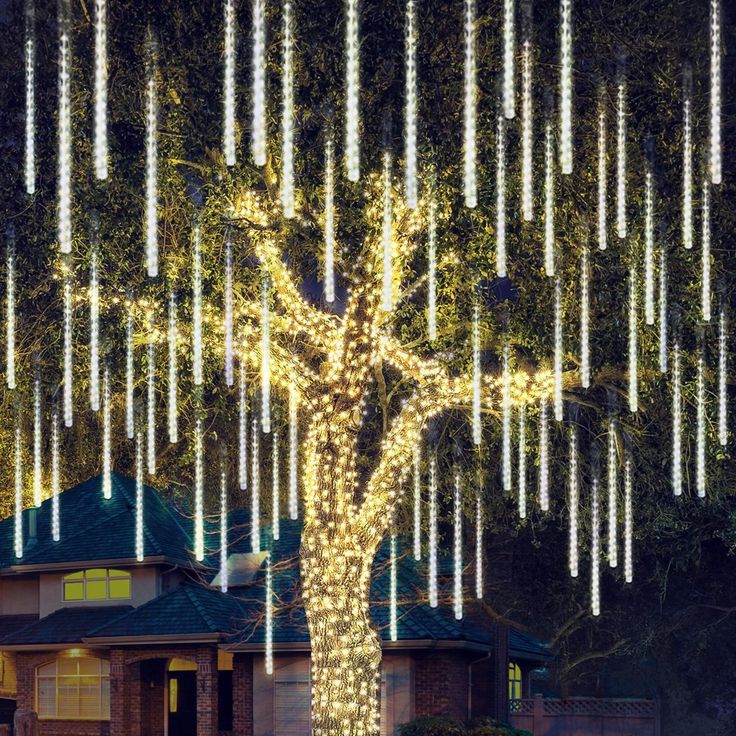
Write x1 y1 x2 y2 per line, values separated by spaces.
288 383 298 520
63 277 73 428
260 279 271 433
539 397 550 511
624 454 633 583
24 13 35 195
51 410 60 541
672 343 682 497
475 488 483 598
192 224 203 386
126 310 134 439
224 241 235 386
381 150 394 311
220 470 229 592
239 361 248 490
659 247 668 373
413 443 421 561
57 1 72 255
568 425 578 577
14 425 23 559
89 248 100 411
518 404 527 519
682 93 693 250
265 555 274 675
701 178 711 323
607 419 618 568
718 311 728 446
616 81 627 239
251 418 261 552
252 0 267 167
135 429 144 562
559 0 573 174
428 197 437 341
696 351 706 499
591 476 600 617
580 246 590 389
272 431 280 541
463 0 477 208
453 473 463 620
554 278 563 421
324 137 336 302
502 344 512 491
223 0 237 167
644 169 655 325
93 0 108 180
194 418 205 561
102 367 112 499
389 531 398 641
544 120 555 276
521 40 533 221
168 294 178 444
597 98 607 250
5 244 14 391
146 341 156 475
472 305 481 445
404 0 418 208
33 378 42 507
628 267 638 413
502 0 515 120
145 61 158 277
428 455 438 608
710 0 721 185
280 0 295 217
343 1 361 180
496 114 507 277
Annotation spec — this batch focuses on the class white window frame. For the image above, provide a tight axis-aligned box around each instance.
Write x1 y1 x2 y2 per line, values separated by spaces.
35 656 111 721
61 568 132 603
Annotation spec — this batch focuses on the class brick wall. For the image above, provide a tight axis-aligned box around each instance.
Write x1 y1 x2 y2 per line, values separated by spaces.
414 650 470 720
232 654 253 736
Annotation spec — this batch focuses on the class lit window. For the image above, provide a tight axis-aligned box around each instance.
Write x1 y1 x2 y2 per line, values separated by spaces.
62 569 131 602
508 661 522 701
36 656 110 720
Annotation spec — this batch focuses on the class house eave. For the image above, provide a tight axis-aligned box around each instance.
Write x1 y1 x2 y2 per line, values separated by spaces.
81 632 223 646
224 638 494 654
0 555 193 576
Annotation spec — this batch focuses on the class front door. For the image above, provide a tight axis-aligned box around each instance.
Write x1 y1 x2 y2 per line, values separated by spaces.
168 671 197 736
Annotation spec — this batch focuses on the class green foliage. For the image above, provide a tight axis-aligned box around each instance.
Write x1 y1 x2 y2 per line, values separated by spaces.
398 716 530 736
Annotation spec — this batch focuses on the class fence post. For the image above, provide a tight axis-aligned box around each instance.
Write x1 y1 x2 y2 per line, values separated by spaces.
532 694 544 735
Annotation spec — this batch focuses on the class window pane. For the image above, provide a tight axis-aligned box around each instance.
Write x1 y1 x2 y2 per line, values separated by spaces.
85 569 107 580
108 569 129 579
58 683 79 718
64 582 84 601
79 685 100 718
101 678 110 719
78 659 100 676
37 678 56 717
58 659 78 676
109 578 131 599
64 571 84 580
86 580 107 600
38 662 57 677
169 677 178 713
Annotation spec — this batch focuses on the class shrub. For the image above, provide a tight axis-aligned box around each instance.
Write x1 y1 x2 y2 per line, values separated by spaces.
398 715 532 736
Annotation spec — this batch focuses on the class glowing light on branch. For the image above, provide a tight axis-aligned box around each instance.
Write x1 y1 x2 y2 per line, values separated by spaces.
682 93 693 250
518 404 527 519
145 58 158 277
718 310 728 446
102 367 112 499
428 197 437 341
135 429 144 562
559 0 573 174
192 224 203 386
252 0 267 167
554 278 563 421
428 455 438 608
24 10 35 195
272 431 280 541
223 0 237 167
57 1 72 255
568 425 578 577
381 150 394 311
597 97 607 250
224 241 234 386
502 344 512 491
146 341 156 475
280 0 295 217
544 120 555 276
472 305 481 445
701 178 711 322
239 361 248 490
265 555 273 674
63 277 73 428
93 0 108 179
220 470 228 592
521 40 533 221
672 343 682 496
5 243 14 390
659 247 668 373
710 0 722 184
453 473 463 620
404 0 418 208
168 294 178 444
496 114 507 277
539 396 549 511
390 532 398 640
33 378 42 507
126 310 134 439
624 454 633 583
194 418 205 561
644 170 655 325
696 351 706 499
463 0 477 208
591 476 600 616
616 81 627 239
580 246 590 389
288 383 298 520
260 280 271 433
628 267 638 413
607 419 618 568
475 484 483 598
14 425 23 559
89 248 100 411
345 0 360 181
413 443 421 560
251 418 261 552
324 137 335 302
51 409 60 541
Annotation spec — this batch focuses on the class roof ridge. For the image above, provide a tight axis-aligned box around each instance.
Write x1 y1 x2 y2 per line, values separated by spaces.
183 584 219 632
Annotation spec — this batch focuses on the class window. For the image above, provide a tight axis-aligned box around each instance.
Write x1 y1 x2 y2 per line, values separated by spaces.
62 569 131 602
36 657 110 720
508 662 522 701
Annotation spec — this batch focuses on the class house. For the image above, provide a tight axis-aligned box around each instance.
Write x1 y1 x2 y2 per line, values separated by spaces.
0 473 550 736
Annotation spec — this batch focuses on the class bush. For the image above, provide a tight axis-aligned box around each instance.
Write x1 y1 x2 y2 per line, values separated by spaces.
398 715 532 736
